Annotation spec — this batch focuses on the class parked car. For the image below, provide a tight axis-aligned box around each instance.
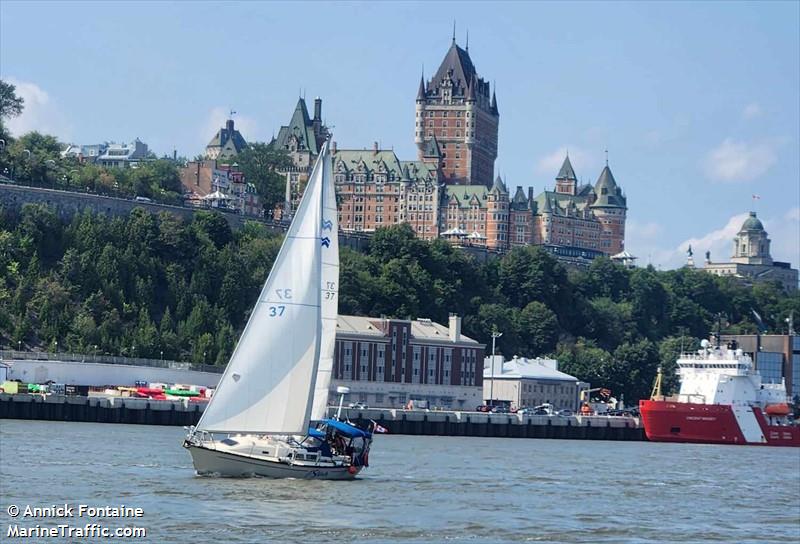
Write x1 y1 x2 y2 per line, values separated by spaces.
134 196 152 203
491 405 510 413
476 405 493 412
557 409 574 417
348 402 368 409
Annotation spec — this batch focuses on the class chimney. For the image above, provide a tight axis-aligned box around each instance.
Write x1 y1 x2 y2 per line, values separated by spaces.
226 119 234 133
373 141 379 154
528 187 533 202
331 140 337 153
448 313 461 343
314 97 322 121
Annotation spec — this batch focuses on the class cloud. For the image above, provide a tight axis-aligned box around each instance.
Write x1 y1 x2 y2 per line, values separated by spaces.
641 209 799 271
764 207 800 269
678 212 749 265
742 102 761 120
5 78 71 139
199 107 257 148
535 146 593 177
703 138 777 182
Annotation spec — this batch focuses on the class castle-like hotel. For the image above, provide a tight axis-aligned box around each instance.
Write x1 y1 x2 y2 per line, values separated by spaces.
216 37 629 259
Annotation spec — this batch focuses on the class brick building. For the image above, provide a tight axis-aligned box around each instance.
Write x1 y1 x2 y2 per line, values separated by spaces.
415 37 498 186
332 143 441 239
331 314 485 409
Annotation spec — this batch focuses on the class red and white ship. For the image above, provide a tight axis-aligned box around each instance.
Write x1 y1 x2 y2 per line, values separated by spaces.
640 339 799 447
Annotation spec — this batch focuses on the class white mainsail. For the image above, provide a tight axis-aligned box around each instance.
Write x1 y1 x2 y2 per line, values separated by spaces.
311 148 338 420
196 144 330 435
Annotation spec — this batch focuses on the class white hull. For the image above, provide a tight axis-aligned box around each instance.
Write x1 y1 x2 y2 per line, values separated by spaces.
185 443 361 480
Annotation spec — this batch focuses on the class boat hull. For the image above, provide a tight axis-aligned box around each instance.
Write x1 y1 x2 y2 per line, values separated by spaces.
640 400 800 447
184 443 362 479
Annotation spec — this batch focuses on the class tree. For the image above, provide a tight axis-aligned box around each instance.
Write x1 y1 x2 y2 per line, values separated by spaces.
0 79 24 119
518 301 559 355
231 143 292 213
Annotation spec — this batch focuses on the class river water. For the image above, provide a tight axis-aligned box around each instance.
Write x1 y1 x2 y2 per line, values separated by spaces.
1 420 798 543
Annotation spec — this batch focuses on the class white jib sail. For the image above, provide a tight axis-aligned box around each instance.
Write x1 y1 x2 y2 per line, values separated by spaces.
311 146 338 421
197 145 328 435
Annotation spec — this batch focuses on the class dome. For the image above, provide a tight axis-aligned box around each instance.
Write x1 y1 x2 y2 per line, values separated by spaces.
740 211 764 231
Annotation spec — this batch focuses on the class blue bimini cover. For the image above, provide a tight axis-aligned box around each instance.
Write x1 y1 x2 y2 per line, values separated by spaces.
321 419 372 438
307 427 326 439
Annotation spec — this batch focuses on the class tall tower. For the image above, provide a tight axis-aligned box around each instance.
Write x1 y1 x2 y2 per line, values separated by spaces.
555 155 577 195
415 36 499 186
731 212 773 265
590 164 627 254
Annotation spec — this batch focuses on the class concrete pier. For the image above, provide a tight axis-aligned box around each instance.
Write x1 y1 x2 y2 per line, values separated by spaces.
0 394 645 440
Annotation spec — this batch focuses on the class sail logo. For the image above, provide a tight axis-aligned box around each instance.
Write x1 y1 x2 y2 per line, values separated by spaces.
321 237 331 248
322 219 333 231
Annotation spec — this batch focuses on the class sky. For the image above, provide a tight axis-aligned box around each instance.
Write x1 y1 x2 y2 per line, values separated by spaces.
1 1 798 270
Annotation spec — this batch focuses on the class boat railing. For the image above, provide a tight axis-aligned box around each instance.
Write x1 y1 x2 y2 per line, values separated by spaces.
0 350 224 374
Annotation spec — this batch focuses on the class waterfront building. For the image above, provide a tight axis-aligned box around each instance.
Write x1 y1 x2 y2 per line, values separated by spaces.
415 36 498 186
720 334 800 399
331 314 485 409
270 97 331 217
96 139 150 168
703 212 798 291
483 355 582 411
205 118 247 160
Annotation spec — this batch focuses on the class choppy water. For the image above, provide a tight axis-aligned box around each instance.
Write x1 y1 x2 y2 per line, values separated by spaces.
1 420 798 543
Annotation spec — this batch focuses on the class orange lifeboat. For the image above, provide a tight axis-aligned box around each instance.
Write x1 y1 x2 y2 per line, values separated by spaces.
765 403 791 416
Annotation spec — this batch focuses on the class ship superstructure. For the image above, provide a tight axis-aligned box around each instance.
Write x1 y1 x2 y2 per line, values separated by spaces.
640 339 799 447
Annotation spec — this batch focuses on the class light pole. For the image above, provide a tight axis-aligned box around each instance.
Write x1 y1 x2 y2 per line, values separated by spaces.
17 340 21 352
490 327 502 406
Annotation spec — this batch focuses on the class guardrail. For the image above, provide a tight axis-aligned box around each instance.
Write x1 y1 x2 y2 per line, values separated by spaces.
0 350 223 374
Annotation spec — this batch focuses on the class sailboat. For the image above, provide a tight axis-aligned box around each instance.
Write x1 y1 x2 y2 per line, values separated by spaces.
183 142 374 479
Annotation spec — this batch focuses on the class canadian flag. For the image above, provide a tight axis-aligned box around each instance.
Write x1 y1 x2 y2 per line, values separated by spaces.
371 420 389 434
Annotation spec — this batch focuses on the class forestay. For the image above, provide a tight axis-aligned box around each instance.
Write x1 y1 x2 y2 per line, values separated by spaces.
196 144 328 435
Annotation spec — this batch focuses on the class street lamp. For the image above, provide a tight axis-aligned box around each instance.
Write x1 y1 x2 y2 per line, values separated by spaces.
17 340 21 352
489 327 503 406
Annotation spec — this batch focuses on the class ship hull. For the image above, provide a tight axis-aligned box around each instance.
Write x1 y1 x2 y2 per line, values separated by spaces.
184 443 362 479
640 400 799 447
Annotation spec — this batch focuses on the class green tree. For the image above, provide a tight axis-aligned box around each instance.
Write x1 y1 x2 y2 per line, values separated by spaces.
231 143 292 213
0 79 24 119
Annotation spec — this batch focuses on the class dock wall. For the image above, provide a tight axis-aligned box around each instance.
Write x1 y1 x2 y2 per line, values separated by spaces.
0 394 645 441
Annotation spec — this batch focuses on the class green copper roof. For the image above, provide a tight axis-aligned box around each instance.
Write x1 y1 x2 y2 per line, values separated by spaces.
591 165 627 208
273 98 321 155
332 149 436 182
444 184 490 209
556 155 577 180
740 211 764 231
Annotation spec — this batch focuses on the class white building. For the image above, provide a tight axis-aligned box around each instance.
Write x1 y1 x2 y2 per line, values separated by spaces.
96 139 149 168
483 355 583 411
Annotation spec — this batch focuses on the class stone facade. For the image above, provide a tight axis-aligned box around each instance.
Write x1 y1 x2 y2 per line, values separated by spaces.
704 212 798 291
415 38 498 186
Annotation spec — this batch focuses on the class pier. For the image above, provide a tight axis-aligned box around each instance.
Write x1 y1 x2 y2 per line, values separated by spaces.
0 393 645 441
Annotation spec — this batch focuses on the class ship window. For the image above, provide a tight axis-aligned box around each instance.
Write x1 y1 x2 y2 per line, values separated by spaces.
670 427 680 434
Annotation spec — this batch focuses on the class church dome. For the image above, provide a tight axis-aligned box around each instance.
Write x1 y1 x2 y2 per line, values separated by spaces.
740 211 764 231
